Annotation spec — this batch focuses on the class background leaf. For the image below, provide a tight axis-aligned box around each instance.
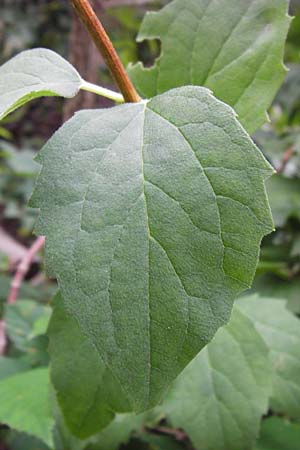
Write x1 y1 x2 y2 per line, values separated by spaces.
159 308 272 450
0 368 53 446
128 0 291 133
266 174 300 227
253 274 300 314
5 299 51 352
0 48 82 120
237 294 300 419
254 417 300 450
0 356 31 380
4 430 50 450
85 414 146 450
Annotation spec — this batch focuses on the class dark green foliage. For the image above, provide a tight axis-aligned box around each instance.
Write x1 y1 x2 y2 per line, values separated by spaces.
0 1 299 449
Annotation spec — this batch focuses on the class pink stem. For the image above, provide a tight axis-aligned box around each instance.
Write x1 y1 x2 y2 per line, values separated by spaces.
7 236 45 305
0 320 6 355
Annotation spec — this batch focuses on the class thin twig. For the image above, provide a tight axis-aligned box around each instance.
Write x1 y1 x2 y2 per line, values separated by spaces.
149 426 187 441
102 0 157 7
71 0 141 103
7 236 45 305
0 320 6 355
277 145 294 173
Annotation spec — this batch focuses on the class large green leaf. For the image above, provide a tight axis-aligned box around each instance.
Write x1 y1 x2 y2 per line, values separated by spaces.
237 295 300 419
0 368 53 446
0 48 82 120
159 308 272 450
128 0 291 134
31 86 273 421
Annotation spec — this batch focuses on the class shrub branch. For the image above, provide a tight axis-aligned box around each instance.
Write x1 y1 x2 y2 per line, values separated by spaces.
71 0 141 103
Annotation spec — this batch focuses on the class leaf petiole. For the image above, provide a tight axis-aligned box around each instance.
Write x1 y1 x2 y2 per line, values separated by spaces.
71 0 140 103
80 80 124 103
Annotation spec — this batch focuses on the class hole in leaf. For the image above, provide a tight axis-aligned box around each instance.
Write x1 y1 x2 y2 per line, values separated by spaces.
137 38 161 68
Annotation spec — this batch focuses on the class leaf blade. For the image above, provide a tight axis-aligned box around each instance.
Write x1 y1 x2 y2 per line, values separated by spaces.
48 292 130 439
128 0 291 133
159 308 272 450
0 48 82 120
31 86 273 429
237 294 300 419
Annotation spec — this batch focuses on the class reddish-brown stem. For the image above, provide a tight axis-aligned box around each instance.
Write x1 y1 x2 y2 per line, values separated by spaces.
71 0 141 103
278 145 294 173
101 0 157 7
148 426 187 441
7 236 45 305
0 320 6 355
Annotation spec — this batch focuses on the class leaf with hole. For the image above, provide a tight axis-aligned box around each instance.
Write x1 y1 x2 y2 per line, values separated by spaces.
128 0 291 133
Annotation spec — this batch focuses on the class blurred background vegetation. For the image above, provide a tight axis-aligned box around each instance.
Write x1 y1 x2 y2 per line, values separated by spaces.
0 0 299 449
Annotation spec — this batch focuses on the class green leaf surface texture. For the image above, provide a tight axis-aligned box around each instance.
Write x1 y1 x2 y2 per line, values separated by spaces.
237 294 300 419
31 86 273 421
0 48 82 120
160 308 272 450
0 368 53 446
128 0 291 134
48 292 130 438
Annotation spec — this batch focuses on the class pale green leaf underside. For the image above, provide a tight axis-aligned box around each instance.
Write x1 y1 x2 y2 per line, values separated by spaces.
237 295 300 419
0 48 82 120
128 0 291 134
0 368 53 446
160 308 272 450
31 86 273 417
